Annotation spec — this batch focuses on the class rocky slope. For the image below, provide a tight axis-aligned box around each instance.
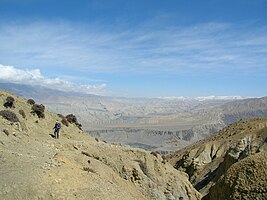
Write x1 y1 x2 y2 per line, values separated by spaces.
1 82 267 154
89 123 223 154
209 151 267 200
0 89 201 200
220 96 267 124
167 117 267 199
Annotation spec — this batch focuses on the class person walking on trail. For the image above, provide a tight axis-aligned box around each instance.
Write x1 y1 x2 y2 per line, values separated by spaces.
53 120 61 139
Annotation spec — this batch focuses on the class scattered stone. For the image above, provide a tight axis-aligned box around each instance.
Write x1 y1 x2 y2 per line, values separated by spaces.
3 129 9 136
19 109 26 119
83 167 96 173
81 151 92 157
14 122 22 131
132 168 141 181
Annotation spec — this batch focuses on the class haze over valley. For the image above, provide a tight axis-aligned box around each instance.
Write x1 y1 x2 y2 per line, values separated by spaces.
2 83 267 153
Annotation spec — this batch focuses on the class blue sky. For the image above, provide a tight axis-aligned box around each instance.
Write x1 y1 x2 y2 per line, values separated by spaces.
0 0 266 97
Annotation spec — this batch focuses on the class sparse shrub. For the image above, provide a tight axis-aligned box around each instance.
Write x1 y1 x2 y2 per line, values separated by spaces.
4 96 15 108
83 167 96 173
66 114 78 123
31 104 45 118
35 120 38 123
61 118 69 127
76 123 82 130
0 110 19 122
65 114 82 130
27 99 35 105
57 114 64 119
150 151 159 158
19 109 26 118
95 137 99 142
3 129 9 136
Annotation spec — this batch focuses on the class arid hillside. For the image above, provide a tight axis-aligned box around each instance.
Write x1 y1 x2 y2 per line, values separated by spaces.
1 83 267 154
0 89 201 200
167 117 267 199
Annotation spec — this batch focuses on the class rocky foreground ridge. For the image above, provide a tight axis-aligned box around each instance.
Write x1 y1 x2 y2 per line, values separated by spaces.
167 117 267 199
0 89 201 200
1 88 266 200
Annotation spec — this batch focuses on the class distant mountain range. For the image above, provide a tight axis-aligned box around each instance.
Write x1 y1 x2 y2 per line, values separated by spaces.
0 82 97 99
1 82 267 153
159 95 246 101
0 82 248 102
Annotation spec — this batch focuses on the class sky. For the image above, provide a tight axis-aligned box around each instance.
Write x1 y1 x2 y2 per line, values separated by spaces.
0 0 266 98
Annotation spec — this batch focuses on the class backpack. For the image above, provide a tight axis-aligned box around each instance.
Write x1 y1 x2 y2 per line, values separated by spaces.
55 122 61 130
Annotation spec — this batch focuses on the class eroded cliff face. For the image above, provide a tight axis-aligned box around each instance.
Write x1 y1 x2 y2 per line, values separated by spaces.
88 123 224 154
0 89 201 200
167 118 267 199
209 152 267 200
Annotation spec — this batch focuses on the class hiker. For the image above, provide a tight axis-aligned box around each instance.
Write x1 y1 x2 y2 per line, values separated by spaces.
53 120 61 139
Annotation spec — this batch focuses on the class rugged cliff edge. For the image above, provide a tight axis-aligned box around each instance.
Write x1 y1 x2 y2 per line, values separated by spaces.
167 117 267 199
0 89 201 200
209 151 267 200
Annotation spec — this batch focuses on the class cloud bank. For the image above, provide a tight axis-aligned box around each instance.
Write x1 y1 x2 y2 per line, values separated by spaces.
0 64 107 95
0 21 266 76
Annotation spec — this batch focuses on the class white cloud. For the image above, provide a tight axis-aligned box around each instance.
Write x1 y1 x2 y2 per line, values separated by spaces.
0 21 266 76
0 64 107 95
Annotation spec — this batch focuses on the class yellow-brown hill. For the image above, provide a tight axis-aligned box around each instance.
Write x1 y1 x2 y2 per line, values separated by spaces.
0 89 201 200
